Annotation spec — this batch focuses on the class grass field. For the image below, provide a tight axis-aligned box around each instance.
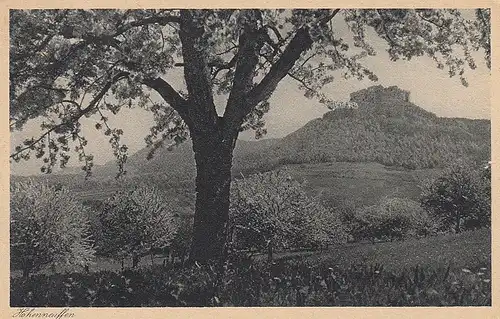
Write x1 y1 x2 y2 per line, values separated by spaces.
13 161 441 210
14 228 489 278
272 228 490 272
283 162 441 207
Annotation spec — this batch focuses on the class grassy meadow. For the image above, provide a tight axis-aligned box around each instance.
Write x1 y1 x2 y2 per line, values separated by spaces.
13 228 489 276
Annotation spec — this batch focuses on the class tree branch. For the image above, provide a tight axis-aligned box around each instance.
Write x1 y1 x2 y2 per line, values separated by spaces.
229 10 342 124
11 72 128 158
321 9 342 24
215 45 239 56
223 10 268 131
244 27 314 114
179 10 218 131
211 54 238 80
114 14 181 37
11 126 60 159
286 71 316 93
142 77 192 127
263 25 284 43
79 72 129 115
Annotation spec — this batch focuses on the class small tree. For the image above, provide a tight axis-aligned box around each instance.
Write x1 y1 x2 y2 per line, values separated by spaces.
352 197 435 242
99 185 178 268
229 170 346 261
420 161 490 233
10 180 95 278
169 216 193 265
351 205 383 243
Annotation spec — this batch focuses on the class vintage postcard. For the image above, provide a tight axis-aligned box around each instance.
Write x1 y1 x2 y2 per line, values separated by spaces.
1 2 498 319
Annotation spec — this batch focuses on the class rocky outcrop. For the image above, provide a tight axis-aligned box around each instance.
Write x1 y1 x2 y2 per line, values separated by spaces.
350 85 410 109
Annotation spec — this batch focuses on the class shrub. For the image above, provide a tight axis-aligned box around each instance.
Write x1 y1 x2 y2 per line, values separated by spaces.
420 161 491 233
10 180 95 278
229 170 347 260
99 185 178 267
352 197 436 242
169 216 193 264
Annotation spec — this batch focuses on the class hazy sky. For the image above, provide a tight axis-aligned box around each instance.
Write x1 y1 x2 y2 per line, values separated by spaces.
10 13 491 176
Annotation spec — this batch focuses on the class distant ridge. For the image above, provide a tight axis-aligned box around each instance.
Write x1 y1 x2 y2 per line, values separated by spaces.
237 85 490 172
14 85 490 182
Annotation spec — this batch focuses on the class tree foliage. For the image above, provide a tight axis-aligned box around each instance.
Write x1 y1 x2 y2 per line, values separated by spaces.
98 185 178 265
420 161 491 233
10 180 95 277
9 9 490 175
229 170 347 258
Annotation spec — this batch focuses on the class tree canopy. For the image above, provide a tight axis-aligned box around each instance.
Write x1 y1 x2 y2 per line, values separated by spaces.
10 9 490 176
420 161 491 233
98 185 178 265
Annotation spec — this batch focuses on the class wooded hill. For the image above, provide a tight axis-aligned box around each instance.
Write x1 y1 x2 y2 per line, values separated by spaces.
12 85 490 207
236 85 490 174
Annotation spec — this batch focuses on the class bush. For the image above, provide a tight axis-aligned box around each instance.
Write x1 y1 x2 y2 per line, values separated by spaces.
229 170 347 260
98 185 178 267
352 198 436 242
168 216 193 264
10 180 95 278
420 161 491 233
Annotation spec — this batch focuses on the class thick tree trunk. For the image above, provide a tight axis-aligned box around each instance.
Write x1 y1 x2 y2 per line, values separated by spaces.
189 127 236 262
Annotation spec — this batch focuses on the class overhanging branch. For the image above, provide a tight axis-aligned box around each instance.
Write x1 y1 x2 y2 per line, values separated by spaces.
236 9 342 122
142 77 192 127
11 71 128 158
244 27 313 112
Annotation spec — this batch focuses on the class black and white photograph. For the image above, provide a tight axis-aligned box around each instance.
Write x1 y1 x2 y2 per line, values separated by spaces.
7 7 494 311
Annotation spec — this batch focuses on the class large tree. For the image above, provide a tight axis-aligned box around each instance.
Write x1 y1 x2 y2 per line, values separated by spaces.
9 9 490 262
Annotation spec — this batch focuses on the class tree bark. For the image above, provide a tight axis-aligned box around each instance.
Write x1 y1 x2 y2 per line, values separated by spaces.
189 123 236 262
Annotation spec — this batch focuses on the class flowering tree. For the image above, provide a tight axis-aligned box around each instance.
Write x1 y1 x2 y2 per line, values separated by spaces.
99 185 178 267
10 180 95 278
229 170 346 261
352 197 436 242
420 161 491 233
10 9 490 261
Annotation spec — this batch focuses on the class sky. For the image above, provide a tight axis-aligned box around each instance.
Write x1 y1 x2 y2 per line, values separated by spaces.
10 12 491 176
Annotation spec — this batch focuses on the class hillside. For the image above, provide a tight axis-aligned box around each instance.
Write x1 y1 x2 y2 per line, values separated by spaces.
281 162 441 207
239 85 490 172
12 85 490 208
64 85 489 180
